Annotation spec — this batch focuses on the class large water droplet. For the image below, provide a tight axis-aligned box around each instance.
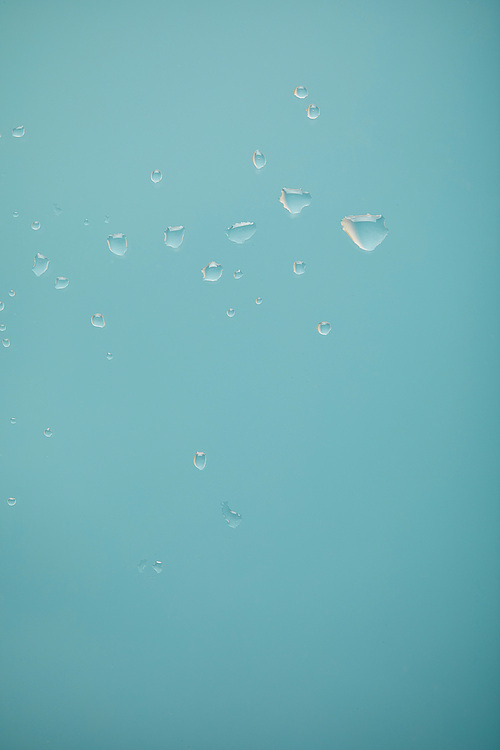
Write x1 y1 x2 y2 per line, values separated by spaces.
306 104 320 119
7 497 16 506
221 501 242 528
91 314 105 328
294 86 308 99
44 427 53 438
32 253 49 277
0 324 6 332
279 188 312 215
12 125 25 138
31 220 41 231
293 261 306 275
201 262 223 282
194 451 207 470
152 561 163 574
252 150 266 169
2 338 10 348
0 302 4 311
233 269 243 280
317 321 331 335
138 559 147 573
107 233 127 256
226 221 256 244
255 297 263 305
226 308 235 318
164 226 185 249
8 290 15 297
341 214 388 252
151 169 162 183
55 277 69 290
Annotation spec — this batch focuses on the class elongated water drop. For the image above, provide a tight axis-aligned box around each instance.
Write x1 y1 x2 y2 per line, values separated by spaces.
221 501 242 528
194 451 207 470
164 226 185 249
107 233 127 256
226 221 256 244
151 170 162 183
32 253 49 276
2 338 10 348
252 150 266 169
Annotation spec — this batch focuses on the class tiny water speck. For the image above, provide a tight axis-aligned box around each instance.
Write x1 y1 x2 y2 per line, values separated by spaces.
293 261 306 275
53 204 62 216
221 501 242 528
44 428 53 438
152 561 163 574
294 86 308 99
2 338 10 348
31 220 41 231
341 214 388 252
7 498 16 506
151 170 162 183
83 218 89 226
138 559 147 573
104 215 110 224
227 308 235 318
55 277 69 290
106 352 113 360
12 125 25 138
0 324 5 332
13 211 19 218
317 321 331 336
279 188 312 215
91 314 105 328
164 226 185 249
226 221 257 244
255 297 263 305
10 417 16 424
107 233 127 256
201 262 223 282
306 104 320 119
194 451 207 471
252 150 266 169
233 269 243 280
32 253 49 277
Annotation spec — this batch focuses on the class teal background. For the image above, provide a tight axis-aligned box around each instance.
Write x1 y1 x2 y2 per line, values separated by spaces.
1 1 499 748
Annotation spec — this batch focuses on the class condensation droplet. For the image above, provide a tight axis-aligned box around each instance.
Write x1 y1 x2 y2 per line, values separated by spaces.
317 321 331 336
255 297 263 305
55 277 69 289
8 290 15 297
12 125 25 138
7 497 16 506
151 170 162 183
106 352 113 360
252 150 266 169
91 314 105 328
194 451 207 471
10 417 16 424
233 269 243 280
2 338 10 348
31 220 41 231
306 104 320 119
293 261 306 275
226 308 235 318
164 226 185 249
104 215 110 224
44 427 53 438
83 218 89 226
107 233 127 256
32 253 49 276
341 214 388 252
221 501 242 528
13 211 19 219
226 221 256 244
0 324 5 332
279 188 312 215
294 86 308 99
152 561 163 574
201 262 223 282
138 559 147 573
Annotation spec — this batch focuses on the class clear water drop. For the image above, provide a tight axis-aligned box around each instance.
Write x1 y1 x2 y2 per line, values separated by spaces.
317 321 331 336
201 262 223 282
341 214 388 252
55 277 69 290
7 497 16 506
151 170 162 183
152 561 163 574
107 233 127 256
255 297 263 305
194 451 207 471
91 314 105 328
32 253 49 277
137 559 147 573
8 290 15 297
306 104 320 119
233 269 243 280
106 352 113 360
13 211 19 219
53 204 62 216
2 338 10 348
293 261 306 275
164 226 185 249
0 324 5 332
294 86 308 99
12 125 25 138
252 150 266 169
10 417 16 424
221 501 242 528
226 221 256 244
44 427 53 437
31 220 41 231
279 188 312 215
83 218 89 226
0 302 3 311
226 308 235 317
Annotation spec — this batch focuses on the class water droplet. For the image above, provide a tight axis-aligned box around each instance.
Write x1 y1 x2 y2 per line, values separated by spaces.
152 561 163 574
194 451 207 470
138 559 147 573
233 269 243 280
317 321 331 336
106 352 113 360
12 125 25 138
32 252 49 277
0 302 3 311
91 314 105 328
279 188 312 215
2 338 10 348
55 277 69 290
44 427 53 438
8 290 15 297
13 210 19 219
294 86 308 99
252 150 266 169
7 497 16 506
104 215 110 224
164 226 185 249
255 297 263 305
226 308 235 318
306 104 320 119
107 233 127 256
151 169 162 183
83 218 89 226
293 261 306 275
31 220 41 231
226 221 256 244
221 501 242 528
53 204 62 216
0 324 6 332
341 214 388 252
10 417 16 424
201 262 223 282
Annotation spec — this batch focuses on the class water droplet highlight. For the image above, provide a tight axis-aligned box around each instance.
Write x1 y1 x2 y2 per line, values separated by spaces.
341 214 388 252
152 561 163 574
31 220 41 231
2 338 10 348
106 352 113 360
221 501 242 528
317 322 331 336
12 125 25 138
13 211 19 219
233 269 243 280
44 427 53 438
252 150 266 169
8 290 15 297
164 226 185 249
91 314 105 328
0 324 5 332
255 297 263 305
201 262 223 282
293 261 306 275
306 104 320 119
32 253 49 277
279 188 312 215
294 86 308 99
151 169 162 183
55 277 69 290
226 221 256 244
194 451 207 471
107 233 127 256
226 308 235 317
7 498 16 506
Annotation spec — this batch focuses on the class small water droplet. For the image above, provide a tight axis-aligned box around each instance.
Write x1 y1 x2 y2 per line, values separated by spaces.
91 314 105 328
44 427 53 438
194 451 207 470
279 188 312 215
106 352 113 360
294 86 308 99
2 338 10 348
226 308 235 317
164 226 185 249
0 302 3 311
293 261 306 275
12 125 25 138
0 324 6 332
317 321 331 336
31 220 41 231
255 297 263 305
233 269 243 280
201 262 223 282
55 277 69 290
152 561 163 574
10 417 16 424
151 169 162 183
83 218 89 226
226 221 256 244
13 211 19 219
7 497 16 506
107 233 127 256
53 204 62 216
8 290 15 297
306 104 320 119
32 253 49 276
221 501 242 528
138 559 147 573
104 215 110 224
341 214 388 252
252 150 266 169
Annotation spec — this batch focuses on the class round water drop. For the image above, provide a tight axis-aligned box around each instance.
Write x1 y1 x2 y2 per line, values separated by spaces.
279 187 312 215
12 125 25 138
13 211 19 219
7 497 16 506
293 261 306 275
226 221 256 244
10 417 16 424
2 338 10 348
194 451 207 471
317 321 331 336
107 233 127 256
164 226 185 249
44 427 53 438
226 308 235 318
0 324 6 332
294 86 308 99
32 253 49 276
201 262 223 282
255 297 263 305
83 218 89 226
152 561 163 574
233 269 243 280
252 150 266 169
0 302 3 311
106 352 113 360
307 104 320 119
151 169 162 183
55 277 69 290
221 501 242 528
8 290 15 297
31 220 41 231
91 313 105 328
